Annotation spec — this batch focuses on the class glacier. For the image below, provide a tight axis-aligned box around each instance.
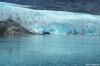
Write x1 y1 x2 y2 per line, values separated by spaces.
0 2 100 35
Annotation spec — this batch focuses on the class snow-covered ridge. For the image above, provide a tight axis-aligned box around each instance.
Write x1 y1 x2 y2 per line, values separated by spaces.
0 2 100 35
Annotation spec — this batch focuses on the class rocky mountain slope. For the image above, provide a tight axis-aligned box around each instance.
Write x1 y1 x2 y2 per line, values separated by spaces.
0 0 100 15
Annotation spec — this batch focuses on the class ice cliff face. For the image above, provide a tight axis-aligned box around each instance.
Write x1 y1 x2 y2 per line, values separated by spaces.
0 2 100 35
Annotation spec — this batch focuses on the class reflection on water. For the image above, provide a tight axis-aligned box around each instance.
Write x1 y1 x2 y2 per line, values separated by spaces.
0 35 100 66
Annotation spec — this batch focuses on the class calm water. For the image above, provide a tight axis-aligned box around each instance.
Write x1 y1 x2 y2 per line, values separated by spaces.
0 35 100 66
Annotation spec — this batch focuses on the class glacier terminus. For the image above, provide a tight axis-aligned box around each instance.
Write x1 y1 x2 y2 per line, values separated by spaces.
0 2 100 35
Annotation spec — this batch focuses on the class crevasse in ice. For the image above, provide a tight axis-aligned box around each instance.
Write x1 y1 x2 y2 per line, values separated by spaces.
0 2 100 35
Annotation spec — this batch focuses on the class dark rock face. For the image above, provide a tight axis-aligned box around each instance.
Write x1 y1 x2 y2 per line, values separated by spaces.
0 18 51 36
0 19 32 36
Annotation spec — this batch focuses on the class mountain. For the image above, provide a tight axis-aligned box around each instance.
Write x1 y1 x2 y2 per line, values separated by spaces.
0 0 100 15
